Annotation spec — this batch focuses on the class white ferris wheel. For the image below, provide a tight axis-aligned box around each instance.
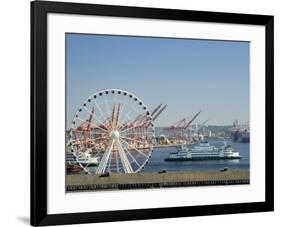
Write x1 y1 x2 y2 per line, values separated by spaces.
69 89 155 174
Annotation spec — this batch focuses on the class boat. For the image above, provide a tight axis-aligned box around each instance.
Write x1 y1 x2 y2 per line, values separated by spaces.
76 152 99 166
164 141 241 161
232 130 250 143
66 151 99 166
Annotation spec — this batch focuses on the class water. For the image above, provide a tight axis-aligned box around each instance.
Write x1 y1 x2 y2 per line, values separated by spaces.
143 139 249 173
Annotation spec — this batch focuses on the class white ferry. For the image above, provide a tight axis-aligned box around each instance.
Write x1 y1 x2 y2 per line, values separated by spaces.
76 153 99 166
66 151 99 166
165 141 241 161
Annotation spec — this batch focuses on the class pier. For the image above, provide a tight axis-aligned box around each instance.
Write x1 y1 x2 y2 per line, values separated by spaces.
66 170 249 192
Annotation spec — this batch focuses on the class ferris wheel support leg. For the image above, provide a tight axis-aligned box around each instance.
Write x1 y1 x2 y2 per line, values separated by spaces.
95 139 114 174
116 139 133 173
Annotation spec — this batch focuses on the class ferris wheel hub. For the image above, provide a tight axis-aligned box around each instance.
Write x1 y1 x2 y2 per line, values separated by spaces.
110 130 120 139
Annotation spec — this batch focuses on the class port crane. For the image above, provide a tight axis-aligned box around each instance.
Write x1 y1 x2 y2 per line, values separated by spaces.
164 111 201 142
117 104 166 134
189 118 209 138
144 104 167 127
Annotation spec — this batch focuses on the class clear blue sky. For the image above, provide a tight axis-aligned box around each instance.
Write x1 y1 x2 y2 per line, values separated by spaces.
66 33 249 128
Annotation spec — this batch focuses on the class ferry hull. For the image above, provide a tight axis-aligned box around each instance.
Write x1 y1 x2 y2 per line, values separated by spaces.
79 162 99 167
164 156 242 161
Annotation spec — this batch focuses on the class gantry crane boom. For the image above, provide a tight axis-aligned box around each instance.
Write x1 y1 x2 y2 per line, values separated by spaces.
151 104 162 117
86 106 95 131
111 104 116 128
170 118 186 129
115 103 121 128
152 104 167 121
144 104 167 127
184 111 201 129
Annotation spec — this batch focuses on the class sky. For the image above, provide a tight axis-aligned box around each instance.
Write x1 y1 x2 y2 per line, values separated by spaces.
66 33 249 128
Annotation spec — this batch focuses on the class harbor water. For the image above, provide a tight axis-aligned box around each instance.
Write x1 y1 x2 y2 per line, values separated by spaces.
142 139 249 173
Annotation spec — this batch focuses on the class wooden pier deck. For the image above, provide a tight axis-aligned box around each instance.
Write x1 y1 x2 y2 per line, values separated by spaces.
66 170 249 192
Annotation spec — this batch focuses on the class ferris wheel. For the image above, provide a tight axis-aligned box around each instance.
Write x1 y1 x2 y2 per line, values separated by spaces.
69 89 155 174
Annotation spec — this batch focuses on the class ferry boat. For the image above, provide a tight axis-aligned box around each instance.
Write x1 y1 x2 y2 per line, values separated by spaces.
66 151 99 166
164 141 241 161
77 152 99 166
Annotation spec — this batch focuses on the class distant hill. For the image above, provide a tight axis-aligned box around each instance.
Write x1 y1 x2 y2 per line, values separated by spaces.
155 125 233 136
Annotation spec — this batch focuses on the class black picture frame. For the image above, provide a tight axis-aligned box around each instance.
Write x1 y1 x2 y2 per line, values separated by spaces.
31 1 274 226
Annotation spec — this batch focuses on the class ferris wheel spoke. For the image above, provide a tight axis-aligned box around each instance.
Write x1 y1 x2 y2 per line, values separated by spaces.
85 141 108 152
77 161 90 174
107 151 113 171
119 138 149 159
70 140 86 147
71 129 105 135
115 139 133 173
70 141 82 146
115 92 146 131
75 152 83 158
95 139 114 174
88 148 104 159
74 138 105 146
115 97 126 129
121 130 153 137
119 124 145 134
119 113 142 131
117 114 134 131
92 152 102 159
115 102 131 129
83 140 108 148
102 95 112 124
92 99 111 126
111 102 122 129
117 113 134 131
123 146 141 168
83 161 92 169
80 136 108 142
110 94 124 129
116 97 141 130
86 135 109 141
120 135 146 145
75 117 109 133
83 106 110 131
115 150 120 172
118 109 142 131
89 137 108 143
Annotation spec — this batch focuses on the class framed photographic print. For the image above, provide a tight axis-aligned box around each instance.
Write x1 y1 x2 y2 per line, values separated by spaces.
31 1 274 226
